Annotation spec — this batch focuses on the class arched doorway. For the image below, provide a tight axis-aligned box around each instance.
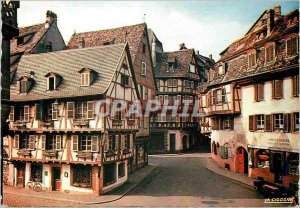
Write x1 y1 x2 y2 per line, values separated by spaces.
236 147 248 174
182 135 188 152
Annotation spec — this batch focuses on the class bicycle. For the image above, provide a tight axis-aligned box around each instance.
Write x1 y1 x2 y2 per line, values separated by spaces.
26 179 43 192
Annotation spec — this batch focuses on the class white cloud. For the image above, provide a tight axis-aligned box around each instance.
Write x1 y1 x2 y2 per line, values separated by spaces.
18 1 249 60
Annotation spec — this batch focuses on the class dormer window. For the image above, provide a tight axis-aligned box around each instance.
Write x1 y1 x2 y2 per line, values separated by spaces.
248 51 257 68
79 67 95 87
18 76 33 93
265 43 275 62
20 80 29 93
45 72 61 91
81 73 90 86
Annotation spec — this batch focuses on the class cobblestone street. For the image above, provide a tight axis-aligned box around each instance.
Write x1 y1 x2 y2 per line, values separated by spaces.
3 153 278 207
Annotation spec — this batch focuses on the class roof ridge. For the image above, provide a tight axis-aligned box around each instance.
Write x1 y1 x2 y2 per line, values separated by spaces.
22 43 126 57
163 48 194 54
19 22 44 29
74 23 145 35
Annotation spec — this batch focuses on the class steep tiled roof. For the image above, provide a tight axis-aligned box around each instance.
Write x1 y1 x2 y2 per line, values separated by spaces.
11 44 126 101
206 9 299 88
154 49 194 78
10 23 48 55
67 23 146 62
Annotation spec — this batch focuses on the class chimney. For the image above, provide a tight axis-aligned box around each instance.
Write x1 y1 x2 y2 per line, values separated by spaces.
152 40 157 67
78 38 85 49
45 10 57 28
267 9 275 35
179 43 187 50
274 5 281 18
209 54 212 60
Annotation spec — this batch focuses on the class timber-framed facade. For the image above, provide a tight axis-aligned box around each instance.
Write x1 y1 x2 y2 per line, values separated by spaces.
7 43 141 195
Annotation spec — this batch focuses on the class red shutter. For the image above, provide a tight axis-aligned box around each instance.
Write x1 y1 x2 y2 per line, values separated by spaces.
258 83 264 101
292 75 299 97
265 115 272 132
291 113 295 132
253 115 257 131
249 115 254 131
275 80 283 99
283 114 291 133
254 84 258 101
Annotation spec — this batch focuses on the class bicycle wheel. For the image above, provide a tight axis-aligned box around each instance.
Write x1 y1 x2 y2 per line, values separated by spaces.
26 181 33 188
33 183 42 192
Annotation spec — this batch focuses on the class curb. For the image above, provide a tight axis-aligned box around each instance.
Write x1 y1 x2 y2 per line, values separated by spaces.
205 157 255 188
4 165 159 205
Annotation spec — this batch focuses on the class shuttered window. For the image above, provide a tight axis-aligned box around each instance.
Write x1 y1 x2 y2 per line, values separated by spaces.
72 135 78 151
283 114 291 133
29 135 35 150
35 103 42 120
272 80 283 99
287 37 298 56
56 135 62 150
67 102 75 119
91 136 98 152
248 53 256 68
14 135 19 149
87 101 94 119
115 135 119 150
292 75 299 97
266 44 275 62
249 115 254 131
254 83 264 101
52 103 58 120
274 114 284 130
292 112 299 132
256 115 265 129
41 135 46 150
9 106 14 121
265 115 272 132
24 106 30 121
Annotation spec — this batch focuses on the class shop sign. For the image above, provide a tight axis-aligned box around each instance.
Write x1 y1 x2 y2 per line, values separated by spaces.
267 138 290 147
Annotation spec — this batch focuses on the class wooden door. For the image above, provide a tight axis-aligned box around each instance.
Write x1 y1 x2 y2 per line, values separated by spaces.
182 136 188 152
170 134 176 153
16 164 25 187
237 147 245 174
52 167 61 191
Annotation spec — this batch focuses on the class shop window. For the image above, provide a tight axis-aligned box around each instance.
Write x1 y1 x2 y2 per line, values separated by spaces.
256 115 265 130
104 163 116 186
257 150 270 169
137 145 145 164
72 165 92 188
288 153 299 176
118 163 125 178
30 164 42 182
274 114 284 131
220 145 231 159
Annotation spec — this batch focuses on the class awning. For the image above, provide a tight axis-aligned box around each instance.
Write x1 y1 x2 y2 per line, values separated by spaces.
248 145 299 153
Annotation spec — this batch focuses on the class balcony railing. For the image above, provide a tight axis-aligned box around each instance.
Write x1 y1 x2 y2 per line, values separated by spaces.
103 148 134 163
43 149 58 158
17 149 31 157
73 119 89 127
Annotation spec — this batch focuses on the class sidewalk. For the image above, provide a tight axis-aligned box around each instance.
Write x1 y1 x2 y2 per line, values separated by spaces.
4 164 158 205
205 157 255 187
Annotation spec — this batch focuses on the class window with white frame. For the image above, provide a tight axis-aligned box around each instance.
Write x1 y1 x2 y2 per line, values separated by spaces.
47 76 56 91
76 102 87 119
274 114 284 130
20 80 29 93
257 115 265 129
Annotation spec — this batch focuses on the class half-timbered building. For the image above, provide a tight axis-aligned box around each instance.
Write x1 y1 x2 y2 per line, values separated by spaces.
7 43 141 195
150 45 205 153
67 23 155 170
199 6 299 191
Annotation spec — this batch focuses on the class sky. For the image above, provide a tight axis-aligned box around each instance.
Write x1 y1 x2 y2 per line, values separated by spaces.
18 1 299 60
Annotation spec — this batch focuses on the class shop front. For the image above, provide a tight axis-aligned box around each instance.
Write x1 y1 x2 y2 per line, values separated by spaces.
249 147 299 189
